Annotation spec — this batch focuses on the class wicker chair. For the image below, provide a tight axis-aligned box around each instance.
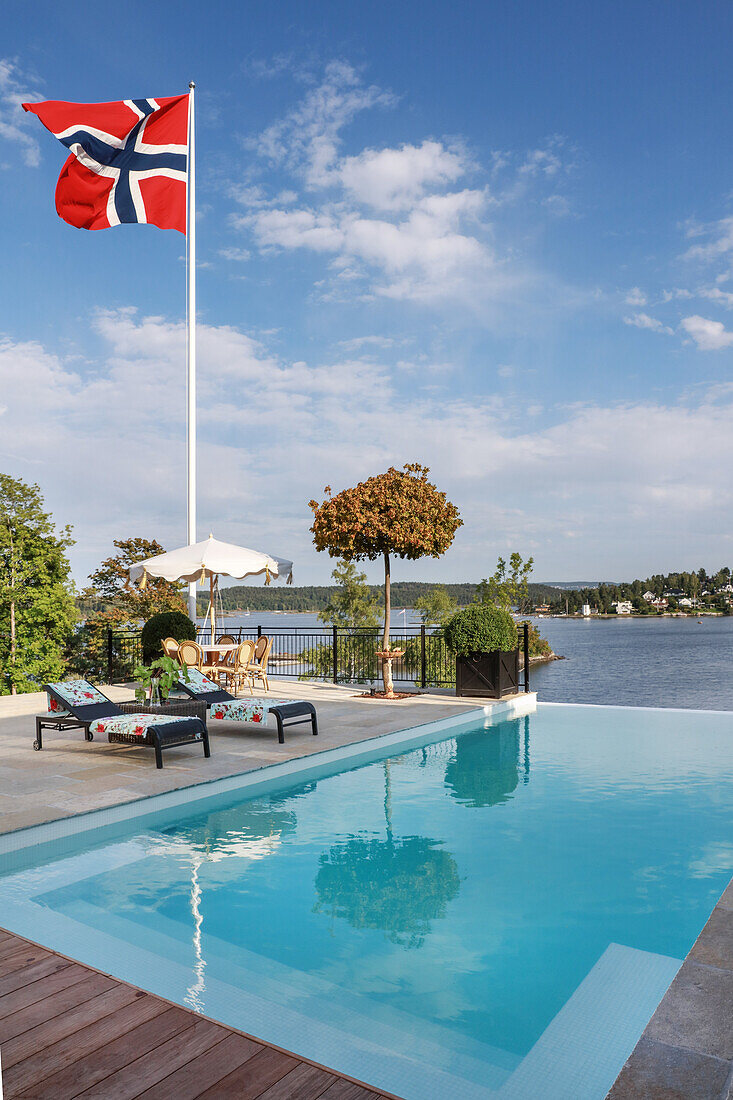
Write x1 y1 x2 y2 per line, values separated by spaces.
216 634 236 646
178 640 219 680
220 640 255 695
161 637 179 659
246 636 273 693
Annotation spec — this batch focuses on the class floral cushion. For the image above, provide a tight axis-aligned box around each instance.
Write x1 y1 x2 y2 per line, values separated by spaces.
210 698 288 723
47 694 70 717
91 713 193 739
47 680 109 708
182 668 220 694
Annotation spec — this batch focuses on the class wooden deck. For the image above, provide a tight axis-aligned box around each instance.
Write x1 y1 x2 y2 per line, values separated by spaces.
0 928 398 1099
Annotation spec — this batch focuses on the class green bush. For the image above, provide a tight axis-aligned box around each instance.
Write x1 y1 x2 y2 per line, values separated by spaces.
141 610 197 663
444 603 517 656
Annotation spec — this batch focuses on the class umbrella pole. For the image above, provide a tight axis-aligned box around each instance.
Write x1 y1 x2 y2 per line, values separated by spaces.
210 573 216 643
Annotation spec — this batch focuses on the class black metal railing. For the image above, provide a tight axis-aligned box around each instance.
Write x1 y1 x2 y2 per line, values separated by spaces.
106 622 531 691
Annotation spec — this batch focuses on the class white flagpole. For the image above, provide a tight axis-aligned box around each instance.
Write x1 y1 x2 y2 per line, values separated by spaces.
186 81 197 623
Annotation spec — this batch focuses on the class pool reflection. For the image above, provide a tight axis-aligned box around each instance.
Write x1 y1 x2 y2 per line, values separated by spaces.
314 762 460 948
444 719 526 809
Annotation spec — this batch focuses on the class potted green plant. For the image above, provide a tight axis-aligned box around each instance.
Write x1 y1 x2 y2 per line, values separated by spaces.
133 655 190 705
444 604 519 698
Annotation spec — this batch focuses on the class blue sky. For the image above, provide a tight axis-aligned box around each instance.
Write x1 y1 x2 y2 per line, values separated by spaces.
1 0 733 587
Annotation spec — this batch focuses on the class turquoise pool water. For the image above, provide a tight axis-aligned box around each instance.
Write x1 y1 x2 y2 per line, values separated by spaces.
1 703 731 1099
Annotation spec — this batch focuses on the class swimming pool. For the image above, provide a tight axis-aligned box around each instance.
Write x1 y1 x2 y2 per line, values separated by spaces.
1 702 731 1099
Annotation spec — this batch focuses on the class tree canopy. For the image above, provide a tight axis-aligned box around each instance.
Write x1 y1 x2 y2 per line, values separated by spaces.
475 552 534 612
309 463 462 564
84 537 185 625
0 474 77 694
317 560 380 631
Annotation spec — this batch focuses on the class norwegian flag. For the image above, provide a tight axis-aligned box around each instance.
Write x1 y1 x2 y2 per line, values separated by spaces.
22 95 188 234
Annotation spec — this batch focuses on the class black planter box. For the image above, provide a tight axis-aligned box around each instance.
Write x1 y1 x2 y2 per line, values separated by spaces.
455 649 519 698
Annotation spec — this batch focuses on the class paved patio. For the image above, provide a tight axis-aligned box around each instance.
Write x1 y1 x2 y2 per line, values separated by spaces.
0 682 529 835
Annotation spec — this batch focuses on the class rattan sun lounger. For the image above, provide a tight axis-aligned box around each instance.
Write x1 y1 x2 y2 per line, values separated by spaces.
175 669 318 744
39 680 210 768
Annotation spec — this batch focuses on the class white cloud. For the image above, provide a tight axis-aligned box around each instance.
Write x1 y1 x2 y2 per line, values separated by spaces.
339 141 466 212
684 215 733 263
251 59 395 189
237 64 574 311
218 246 251 262
680 314 733 350
625 287 647 306
623 312 673 335
699 286 733 308
3 310 733 583
0 58 42 167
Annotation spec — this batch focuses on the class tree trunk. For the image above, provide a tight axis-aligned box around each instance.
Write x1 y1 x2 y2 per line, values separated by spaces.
382 551 393 695
9 598 16 695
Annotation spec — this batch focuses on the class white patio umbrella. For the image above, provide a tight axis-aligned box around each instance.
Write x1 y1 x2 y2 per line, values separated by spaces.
129 534 293 642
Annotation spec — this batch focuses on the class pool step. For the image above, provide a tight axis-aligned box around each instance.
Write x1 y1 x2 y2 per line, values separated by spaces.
496 942 681 1100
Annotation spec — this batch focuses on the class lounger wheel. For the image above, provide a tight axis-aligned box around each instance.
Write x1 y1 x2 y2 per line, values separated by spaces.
33 739 41 751
87 732 94 741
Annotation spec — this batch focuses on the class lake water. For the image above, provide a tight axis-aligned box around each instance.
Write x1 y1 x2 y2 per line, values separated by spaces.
206 612 733 711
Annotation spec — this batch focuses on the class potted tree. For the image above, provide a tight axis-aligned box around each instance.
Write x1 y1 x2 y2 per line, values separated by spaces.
444 603 519 698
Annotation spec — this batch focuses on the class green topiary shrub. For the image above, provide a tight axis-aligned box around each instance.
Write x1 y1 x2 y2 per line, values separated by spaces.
444 603 517 656
141 610 197 663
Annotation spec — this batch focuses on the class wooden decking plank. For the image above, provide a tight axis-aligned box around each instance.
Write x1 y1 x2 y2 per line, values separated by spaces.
0 971 114 1044
318 1080 385 1099
135 1031 263 1100
6 991 160 1097
0 960 83 1013
1 982 142 1071
0 929 395 1100
0 942 53 974
76 1017 229 1099
254 1061 342 1100
196 1045 301 1100
17 1004 196 1099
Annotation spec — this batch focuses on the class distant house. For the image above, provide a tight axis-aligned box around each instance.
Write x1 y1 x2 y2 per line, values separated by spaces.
678 597 695 608
534 604 551 613
652 597 668 610
643 591 655 602
613 600 634 614
721 583 733 594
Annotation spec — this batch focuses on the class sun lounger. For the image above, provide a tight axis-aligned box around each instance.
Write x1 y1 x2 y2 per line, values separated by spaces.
39 679 210 768
175 668 318 744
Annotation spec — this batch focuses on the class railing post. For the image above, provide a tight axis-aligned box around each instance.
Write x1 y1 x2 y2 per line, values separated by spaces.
257 624 262 639
420 624 427 688
332 625 338 683
107 628 114 684
523 621 530 693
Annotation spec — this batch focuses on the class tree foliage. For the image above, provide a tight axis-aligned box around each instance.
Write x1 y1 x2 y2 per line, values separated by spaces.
85 537 185 625
317 560 380 630
414 585 459 627
70 538 187 680
0 474 77 694
475 552 534 612
309 464 461 693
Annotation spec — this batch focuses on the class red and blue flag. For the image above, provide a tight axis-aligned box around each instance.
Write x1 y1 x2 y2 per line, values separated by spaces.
22 95 188 234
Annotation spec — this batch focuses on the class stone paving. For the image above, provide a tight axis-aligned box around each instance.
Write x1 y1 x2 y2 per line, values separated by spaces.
607 879 733 1100
0 681 526 835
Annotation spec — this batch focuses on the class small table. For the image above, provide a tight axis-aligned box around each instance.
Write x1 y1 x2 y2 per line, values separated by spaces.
200 643 239 658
